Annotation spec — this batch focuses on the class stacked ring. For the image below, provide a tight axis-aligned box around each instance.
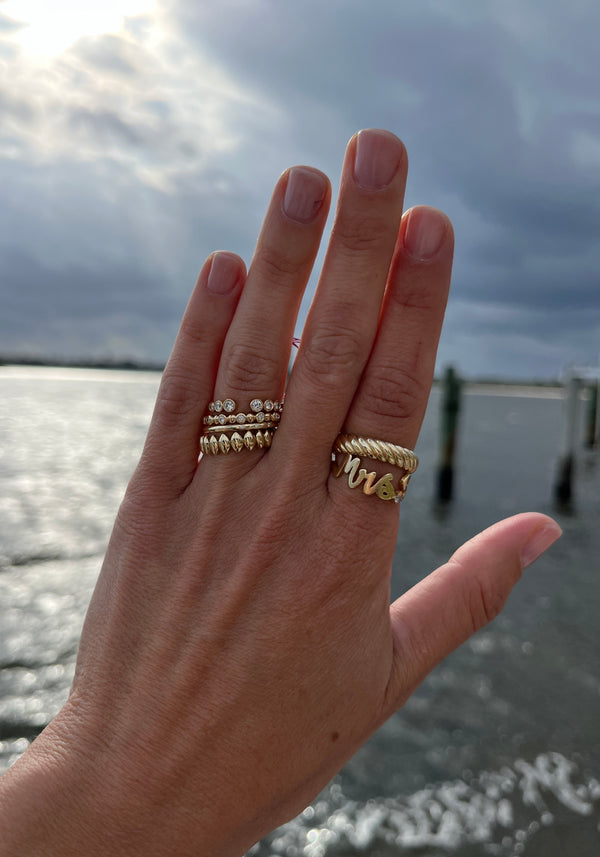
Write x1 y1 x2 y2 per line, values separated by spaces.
201 397 283 456
332 433 418 503
333 434 418 473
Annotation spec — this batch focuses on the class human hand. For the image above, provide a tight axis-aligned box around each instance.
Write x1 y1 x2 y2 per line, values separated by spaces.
0 129 561 857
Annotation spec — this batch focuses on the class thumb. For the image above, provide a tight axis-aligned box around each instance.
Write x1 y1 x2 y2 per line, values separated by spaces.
385 512 562 711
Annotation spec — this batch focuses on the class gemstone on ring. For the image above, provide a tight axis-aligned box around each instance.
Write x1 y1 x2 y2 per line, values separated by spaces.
250 399 263 413
223 398 236 413
214 400 223 413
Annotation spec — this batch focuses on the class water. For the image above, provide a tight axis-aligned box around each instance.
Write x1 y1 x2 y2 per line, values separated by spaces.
1 367 599 855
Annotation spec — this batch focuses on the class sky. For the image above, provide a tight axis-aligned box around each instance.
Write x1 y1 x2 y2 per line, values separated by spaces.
1 0 600 379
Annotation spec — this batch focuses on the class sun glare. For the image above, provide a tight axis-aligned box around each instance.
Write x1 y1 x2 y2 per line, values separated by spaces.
4 0 156 58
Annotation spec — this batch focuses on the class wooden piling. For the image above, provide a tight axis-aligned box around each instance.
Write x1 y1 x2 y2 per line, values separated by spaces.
585 382 598 448
437 365 462 502
554 376 581 506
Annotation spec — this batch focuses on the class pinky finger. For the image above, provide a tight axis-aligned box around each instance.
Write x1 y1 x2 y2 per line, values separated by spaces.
383 513 562 714
137 252 245 495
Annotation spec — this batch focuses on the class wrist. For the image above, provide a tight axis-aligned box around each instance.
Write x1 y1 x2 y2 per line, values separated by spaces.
0 701 255 857
0 711 97 857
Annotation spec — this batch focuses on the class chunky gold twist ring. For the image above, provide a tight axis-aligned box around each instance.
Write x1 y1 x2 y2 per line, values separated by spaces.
333 434 418 472
332 433 418 503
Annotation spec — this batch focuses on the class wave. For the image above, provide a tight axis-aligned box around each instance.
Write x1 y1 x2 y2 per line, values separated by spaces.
0 550 102 571
251 752 600 856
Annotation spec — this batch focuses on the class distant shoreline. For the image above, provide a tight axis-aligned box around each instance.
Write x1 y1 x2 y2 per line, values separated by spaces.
0 356 166 373
0 357 563 390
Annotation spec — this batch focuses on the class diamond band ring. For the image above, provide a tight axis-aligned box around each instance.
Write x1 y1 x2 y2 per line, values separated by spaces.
201 397 282 456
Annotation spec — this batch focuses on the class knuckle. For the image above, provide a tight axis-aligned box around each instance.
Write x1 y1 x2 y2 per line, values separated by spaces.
364 364 423 422
254 244 300 283
179 313 208 347
302 321 364 383
388 278 440 313
335 213 390 257
154 369 198 427
460 565 509 633
225 341 281 390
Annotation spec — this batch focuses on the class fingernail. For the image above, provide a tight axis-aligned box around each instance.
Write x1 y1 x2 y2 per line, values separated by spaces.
353 129 404 190
402 206 448 261
521 523 562 569
283 167 328 223
206 252 241 295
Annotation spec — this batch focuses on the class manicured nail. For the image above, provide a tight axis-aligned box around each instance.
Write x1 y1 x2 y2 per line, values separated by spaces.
283 167 328 223
206 252 241 295
353 129 404 190
521 522 562 569
402 206 448 261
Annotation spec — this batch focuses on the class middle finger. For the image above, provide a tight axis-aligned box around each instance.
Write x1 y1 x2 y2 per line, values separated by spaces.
278 129 408 473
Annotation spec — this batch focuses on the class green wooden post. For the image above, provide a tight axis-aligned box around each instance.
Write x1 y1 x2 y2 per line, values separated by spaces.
585 382 598 448
437 365 462 502
554 376 581 506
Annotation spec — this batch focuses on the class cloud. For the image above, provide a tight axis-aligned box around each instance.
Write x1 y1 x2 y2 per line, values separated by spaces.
1 0 600 377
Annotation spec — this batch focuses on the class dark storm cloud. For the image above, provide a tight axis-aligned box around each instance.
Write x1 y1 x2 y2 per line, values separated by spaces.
1 245 179 359
166 0 600 378
1 0 599 377
0 147 264 363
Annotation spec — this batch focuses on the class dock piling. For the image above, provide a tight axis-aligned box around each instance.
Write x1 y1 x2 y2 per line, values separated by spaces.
585 382 599 448
437 365 462 503
554 376 582 506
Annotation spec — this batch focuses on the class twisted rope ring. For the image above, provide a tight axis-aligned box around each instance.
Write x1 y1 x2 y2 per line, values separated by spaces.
333 434 418 473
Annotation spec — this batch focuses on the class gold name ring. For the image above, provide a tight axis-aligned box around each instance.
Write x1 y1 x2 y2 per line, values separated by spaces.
332 434 418 502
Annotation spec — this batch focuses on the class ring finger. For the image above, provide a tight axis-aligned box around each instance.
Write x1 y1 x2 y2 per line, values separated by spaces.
331 205 454 506
205 165 331 468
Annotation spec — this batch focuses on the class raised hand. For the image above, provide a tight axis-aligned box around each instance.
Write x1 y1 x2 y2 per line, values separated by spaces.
0 130 561 857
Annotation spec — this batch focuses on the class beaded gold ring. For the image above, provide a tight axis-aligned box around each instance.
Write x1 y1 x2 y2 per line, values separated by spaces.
200 397 283 456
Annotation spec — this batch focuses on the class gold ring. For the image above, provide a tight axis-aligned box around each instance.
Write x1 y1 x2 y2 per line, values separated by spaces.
200 429 274 455
204 422 279 434
333 434 418 472
331 434 418 502
204 413 281 427
201 396 283 455
207 397 283 417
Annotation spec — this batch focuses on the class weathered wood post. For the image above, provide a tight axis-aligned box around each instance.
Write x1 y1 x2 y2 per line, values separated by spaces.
554 375 582 506
437 365 462 502
584 381 598 448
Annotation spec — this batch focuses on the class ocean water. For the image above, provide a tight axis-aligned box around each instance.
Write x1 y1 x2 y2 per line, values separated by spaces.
0 366 599 856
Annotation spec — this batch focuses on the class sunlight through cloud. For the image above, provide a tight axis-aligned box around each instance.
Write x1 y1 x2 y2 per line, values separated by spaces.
3 0 156 58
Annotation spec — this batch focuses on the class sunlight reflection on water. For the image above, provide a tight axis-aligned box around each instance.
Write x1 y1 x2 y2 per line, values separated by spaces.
1 367 599 855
